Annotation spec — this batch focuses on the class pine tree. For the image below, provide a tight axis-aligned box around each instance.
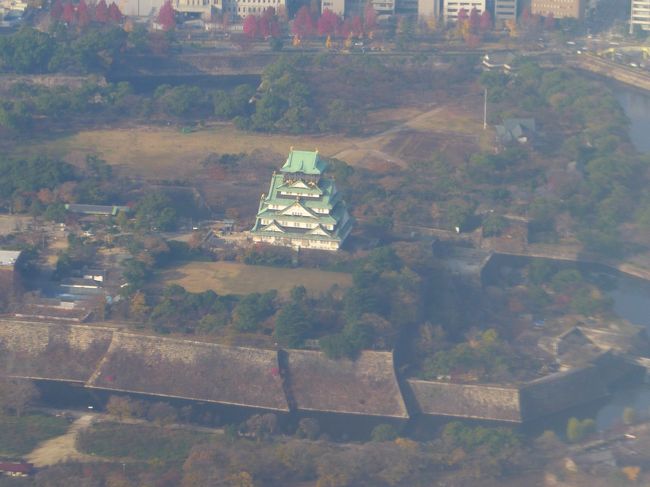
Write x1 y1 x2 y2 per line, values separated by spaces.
95 0 109 22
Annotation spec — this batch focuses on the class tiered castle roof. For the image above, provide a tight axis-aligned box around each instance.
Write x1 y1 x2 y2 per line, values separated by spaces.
250 150 352 250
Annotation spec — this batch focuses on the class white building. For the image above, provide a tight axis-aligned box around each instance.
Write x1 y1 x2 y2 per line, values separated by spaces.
417 0 441 19
322 0 345 16
631 0 650 32
494 0 516 25
174 0 221 16
443 0 485 22
222 0 285 18
119 0 165 17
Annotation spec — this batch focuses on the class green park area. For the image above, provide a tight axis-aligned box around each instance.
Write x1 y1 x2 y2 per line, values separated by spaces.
0 413 69 457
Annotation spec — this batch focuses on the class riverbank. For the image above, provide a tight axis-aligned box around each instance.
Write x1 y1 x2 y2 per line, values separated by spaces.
566 54 650 93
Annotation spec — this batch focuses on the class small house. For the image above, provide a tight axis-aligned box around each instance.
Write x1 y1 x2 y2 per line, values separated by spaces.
0 462 34 477
495 118 536 145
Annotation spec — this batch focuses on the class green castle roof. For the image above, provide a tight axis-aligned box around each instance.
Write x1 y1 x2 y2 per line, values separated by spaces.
281 150 327 175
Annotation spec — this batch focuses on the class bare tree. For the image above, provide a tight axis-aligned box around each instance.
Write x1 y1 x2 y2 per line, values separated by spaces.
0 378 39 417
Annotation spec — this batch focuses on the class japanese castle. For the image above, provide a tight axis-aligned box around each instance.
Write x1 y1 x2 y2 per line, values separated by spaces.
250 150 353 251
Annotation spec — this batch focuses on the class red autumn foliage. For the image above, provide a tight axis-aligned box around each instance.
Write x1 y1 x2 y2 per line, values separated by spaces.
260 7 280 38
157 0 175 30
62 2 76 24
108 2 123 22
50 0 64 20
243 14 259 38
468 7 480 33
317 9 341 37
363 1 376 31
77 0 91 27
292 5 314 38
94 0 108 22
349 14 362 36
479 10 492 32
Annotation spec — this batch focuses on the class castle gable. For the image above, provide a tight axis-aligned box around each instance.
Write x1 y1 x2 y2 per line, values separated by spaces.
279 201 317 218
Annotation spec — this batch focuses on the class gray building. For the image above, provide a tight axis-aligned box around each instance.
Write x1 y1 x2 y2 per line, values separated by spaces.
417 0 441 20
631 0 650 32
494 0 517 25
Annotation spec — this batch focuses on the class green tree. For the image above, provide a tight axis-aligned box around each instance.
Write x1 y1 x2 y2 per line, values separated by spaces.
274 302 311 347
0 28 55 73
566 417 596 443
482 213 507 237
232 291 276 332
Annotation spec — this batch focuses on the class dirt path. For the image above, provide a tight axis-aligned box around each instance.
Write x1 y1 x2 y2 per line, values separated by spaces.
26 414 98 467
330 104 485 169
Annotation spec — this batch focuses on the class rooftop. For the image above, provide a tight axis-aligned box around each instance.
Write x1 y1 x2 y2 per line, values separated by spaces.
280 150 327 176
65 204 130 216
0 249 21 267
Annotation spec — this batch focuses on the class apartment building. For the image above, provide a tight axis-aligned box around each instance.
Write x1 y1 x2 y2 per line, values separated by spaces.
531 0 584 18
494 0 517 24
443 0 485 22
630 0 650 32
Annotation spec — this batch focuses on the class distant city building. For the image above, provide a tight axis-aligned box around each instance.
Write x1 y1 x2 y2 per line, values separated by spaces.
531 0 584 18
417 0 441 20
396 0 418 13
118 0 165 17
0 250 24 304
322 0 345 16
630 0 650 32
173 0 222 16
250 150 353 251
494 0 517 25
443 0 485 22
371 0 395 14
221 0 286 18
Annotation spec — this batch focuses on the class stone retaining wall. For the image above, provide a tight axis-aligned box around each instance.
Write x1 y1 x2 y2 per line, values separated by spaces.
0 320 640 422
406 380 522 422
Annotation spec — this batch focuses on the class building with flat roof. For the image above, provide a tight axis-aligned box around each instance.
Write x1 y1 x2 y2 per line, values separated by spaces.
321 0 345 16
443 0 485 22
631 0 650 32
250 150 353 251
494 0 517 24
531 0 584 18
65 204 130 217
0 249 23 307
417 0 441 20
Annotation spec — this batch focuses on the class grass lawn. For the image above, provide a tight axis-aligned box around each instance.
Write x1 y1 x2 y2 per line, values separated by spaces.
15 124 361 180
11 102 486 179
0 413 69 457
76 422 210 462
159 261 352 297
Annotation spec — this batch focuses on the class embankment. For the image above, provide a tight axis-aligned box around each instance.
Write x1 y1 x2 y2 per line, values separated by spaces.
0 320 640 423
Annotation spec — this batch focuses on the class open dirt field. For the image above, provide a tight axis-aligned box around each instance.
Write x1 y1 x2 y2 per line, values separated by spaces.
159 261 352 296
0 215 32 236
16 101 491 179
18 124 364 180
26 414 97 467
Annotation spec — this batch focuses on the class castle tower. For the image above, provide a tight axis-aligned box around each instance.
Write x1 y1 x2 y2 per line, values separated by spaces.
250 150 353 251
